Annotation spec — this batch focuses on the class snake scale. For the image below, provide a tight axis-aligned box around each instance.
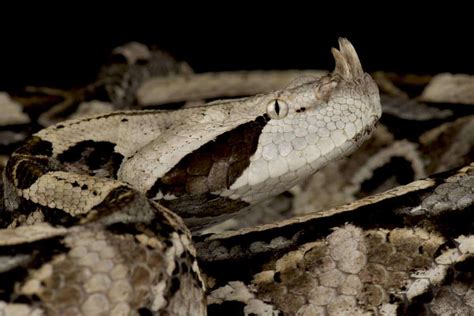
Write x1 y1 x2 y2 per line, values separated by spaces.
0 38 473 315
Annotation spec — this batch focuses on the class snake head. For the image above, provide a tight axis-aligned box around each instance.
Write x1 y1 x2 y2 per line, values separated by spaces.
225 38 382 204
113 38 382 228
329 37 381 121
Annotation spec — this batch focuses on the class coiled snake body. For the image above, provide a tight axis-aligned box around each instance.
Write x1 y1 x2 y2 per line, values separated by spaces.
1 38 473 315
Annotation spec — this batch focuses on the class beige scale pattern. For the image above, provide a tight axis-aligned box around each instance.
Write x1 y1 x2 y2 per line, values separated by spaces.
204 163 474 315
2 39 383 315
4 38 381 225
0 223 205 315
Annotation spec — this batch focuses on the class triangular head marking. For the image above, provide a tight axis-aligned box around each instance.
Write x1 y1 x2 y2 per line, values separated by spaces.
146 115 269 223
147 115 269 199
57 140 124 178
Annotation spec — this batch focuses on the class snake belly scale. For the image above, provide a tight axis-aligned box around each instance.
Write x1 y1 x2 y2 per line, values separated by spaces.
0 38 381 315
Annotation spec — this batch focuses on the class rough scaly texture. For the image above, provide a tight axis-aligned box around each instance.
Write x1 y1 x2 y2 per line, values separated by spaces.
1 38 382 314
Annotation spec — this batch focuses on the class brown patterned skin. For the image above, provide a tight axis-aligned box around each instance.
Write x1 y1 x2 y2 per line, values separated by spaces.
202 163 474 315
2 39 474 316
0 209 206 315
148 116 269 223
1 38 382 315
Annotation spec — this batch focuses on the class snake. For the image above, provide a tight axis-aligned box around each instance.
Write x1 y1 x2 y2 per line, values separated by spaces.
0 38 473 315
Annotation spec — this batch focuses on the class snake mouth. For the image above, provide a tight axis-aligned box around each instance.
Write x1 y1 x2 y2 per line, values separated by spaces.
331 38 364 80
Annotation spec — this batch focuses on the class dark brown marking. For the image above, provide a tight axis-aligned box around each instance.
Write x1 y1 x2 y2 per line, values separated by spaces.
229 144 249 164
106 205 181 240
208 161 228 191
228 160 249 186
147 115 269 200
92 186 137 216
211 142 232 161
6 199 80 227
5 137 55 190
40 206 80 227
57 140 124 178
6 155 50 189
185 176 209 194
169 276 181 295
161 168 187 186
0 236 68 302
187 153 212 176
15 136 53 157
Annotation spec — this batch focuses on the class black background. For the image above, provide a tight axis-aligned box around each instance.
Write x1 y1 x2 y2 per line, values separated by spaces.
0 10 472 90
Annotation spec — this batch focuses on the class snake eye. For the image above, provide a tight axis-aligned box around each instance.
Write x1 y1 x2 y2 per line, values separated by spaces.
266 99 289 119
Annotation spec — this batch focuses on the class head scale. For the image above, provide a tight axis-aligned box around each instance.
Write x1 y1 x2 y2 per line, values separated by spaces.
145 38 382 229
224 38 382 206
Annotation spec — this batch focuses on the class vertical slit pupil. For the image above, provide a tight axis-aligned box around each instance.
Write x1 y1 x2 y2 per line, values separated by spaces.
274 100 280 115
